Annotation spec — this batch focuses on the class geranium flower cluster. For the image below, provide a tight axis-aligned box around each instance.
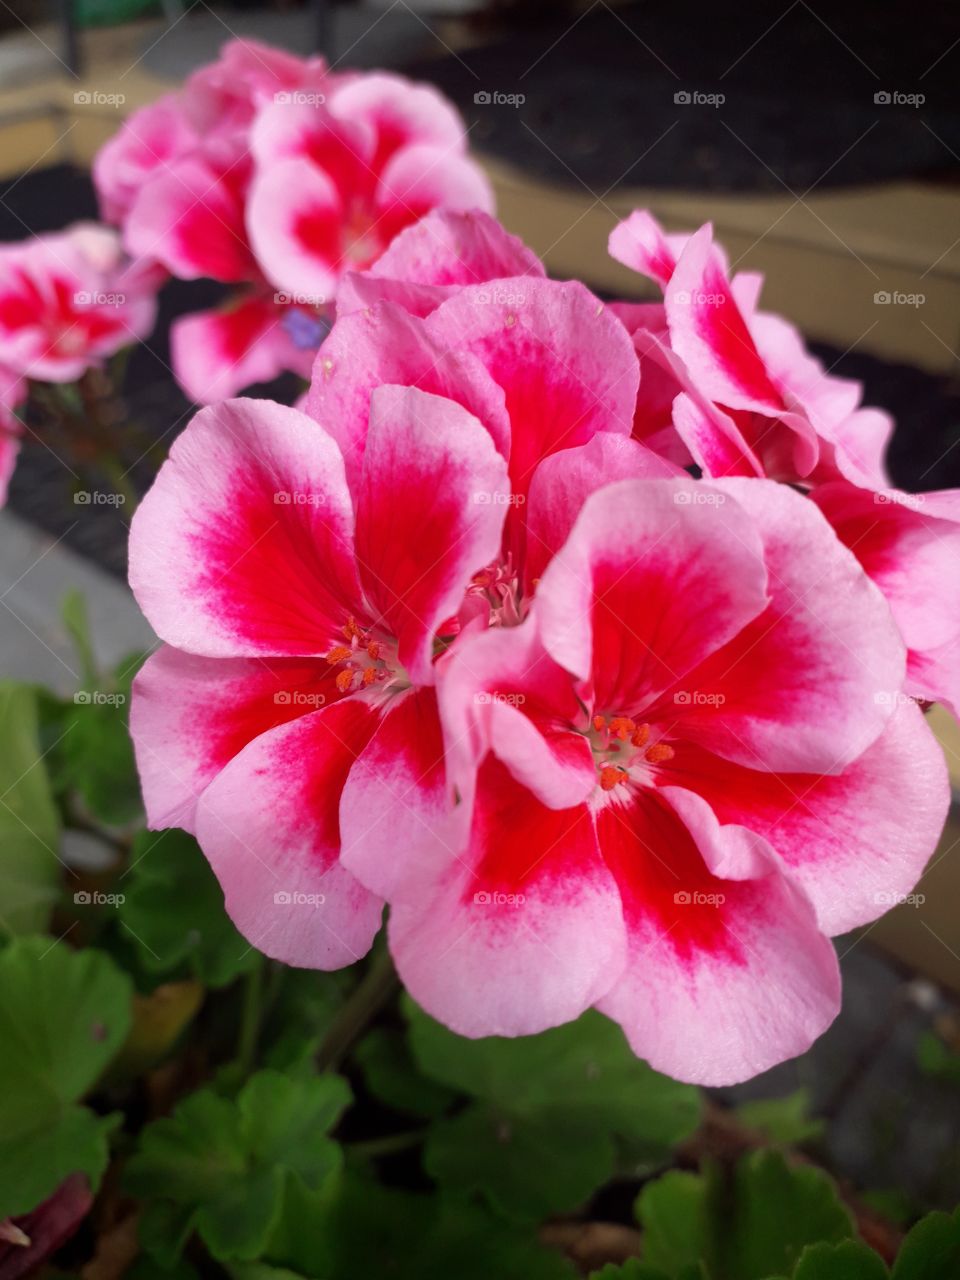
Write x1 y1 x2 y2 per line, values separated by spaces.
0 222 159 503
130 207 954 1086
94 38 492 405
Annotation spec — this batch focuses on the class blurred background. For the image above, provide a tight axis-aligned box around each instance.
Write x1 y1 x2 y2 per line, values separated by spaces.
1 0 960 1225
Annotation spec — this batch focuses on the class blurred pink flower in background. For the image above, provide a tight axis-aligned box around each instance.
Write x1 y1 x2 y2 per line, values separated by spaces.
94 39 494 404
0 223 158 384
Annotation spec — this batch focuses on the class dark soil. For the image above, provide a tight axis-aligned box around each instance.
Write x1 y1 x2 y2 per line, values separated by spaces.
408 0 960 195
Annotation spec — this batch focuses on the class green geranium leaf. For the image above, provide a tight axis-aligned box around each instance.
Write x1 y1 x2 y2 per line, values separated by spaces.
407 1002 700 1220
125 1070 351 1263
0 936 132 1214
715 1151 853 1279
355 1027 458 1119
425 1104 614 1221
0 683 61 936
56 653 144 825
636 1171 709 1273
119 829 259 987
892 1206 960 1279
264 1172 576 1279
735 1089 824 1146
788 1239 888 1279
636 1152 852 1279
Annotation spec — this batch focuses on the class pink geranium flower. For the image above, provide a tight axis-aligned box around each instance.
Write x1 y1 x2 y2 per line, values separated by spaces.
93 40 493 404
129 262 643 970
812 481 960 718
353 476 946 1084
0 223 158 383
609 210 892 486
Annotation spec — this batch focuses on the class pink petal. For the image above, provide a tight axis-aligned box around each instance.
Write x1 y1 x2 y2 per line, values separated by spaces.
812 481 960 653
388 757 626 1037
171 292 313 404
93 93 197 224
305 301 510 492
535 477 769 715
373 143 495 248
596 788 840 1085
194 698 383 968
659 699 949 934
670 478 907 773
608 209 681 288
368 208 543 288
437 618 596 812
250 97 374 192
425 277 639 503
525 432 682 586
336 208 543 319
909 640 960 719
666 226 788 416
125 154 256 283
182 37 314 134
247 157 342 299
131 645 340 834
327 72 467 172
340 686 466 901
355 384 509 684
129 398 363 657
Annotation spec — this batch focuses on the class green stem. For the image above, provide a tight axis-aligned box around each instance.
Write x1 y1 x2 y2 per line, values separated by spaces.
346 1129 427 1161
237 959 266 1076
317 947 398 1071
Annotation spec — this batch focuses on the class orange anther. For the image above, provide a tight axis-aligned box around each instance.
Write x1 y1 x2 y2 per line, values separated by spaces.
609 716 636 741
325 645 352 665
342 617 363 640
335 670 356 694
645 743 675 764
362 667 378 686
631 723 651 748
592 714 607 731
599 765 629 791
366 640 381 660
